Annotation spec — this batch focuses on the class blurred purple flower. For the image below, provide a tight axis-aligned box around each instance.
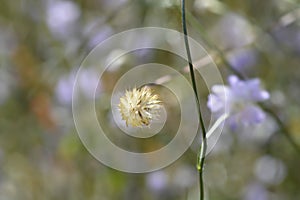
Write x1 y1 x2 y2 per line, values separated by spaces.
228 76 270 102
210 13 255 50
55 73 75 105
207 75 269 130
146 171 168 192
226 48 258 72
46 1 80 37
84 23 114 49
55 69 100 105
244 182 269 200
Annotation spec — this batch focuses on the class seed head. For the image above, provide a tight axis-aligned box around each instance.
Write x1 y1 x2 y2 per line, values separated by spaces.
118 86 162 127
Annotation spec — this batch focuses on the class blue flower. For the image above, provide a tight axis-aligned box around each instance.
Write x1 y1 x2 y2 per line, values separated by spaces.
207 75 270 130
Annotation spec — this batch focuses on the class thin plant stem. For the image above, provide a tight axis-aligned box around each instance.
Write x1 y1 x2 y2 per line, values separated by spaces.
181 0 207 199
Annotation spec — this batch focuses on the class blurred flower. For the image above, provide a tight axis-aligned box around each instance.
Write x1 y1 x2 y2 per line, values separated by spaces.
226 48 258 72
55 69 100 105
254 155 286 185
146 171 168 192
118 86 162 127
207 75 270 130
46 1 80 37
210 13 255 50
244 182 269 200
86 25 114 49
55 73 74 105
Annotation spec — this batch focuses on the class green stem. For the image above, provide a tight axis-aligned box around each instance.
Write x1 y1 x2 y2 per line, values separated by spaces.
181 1 207 199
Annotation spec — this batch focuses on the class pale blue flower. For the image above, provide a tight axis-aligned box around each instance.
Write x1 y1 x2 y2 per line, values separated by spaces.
207 75 270 130
228 75 270 102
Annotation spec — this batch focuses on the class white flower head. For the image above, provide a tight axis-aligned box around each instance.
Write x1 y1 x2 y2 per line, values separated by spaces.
118 86 163 127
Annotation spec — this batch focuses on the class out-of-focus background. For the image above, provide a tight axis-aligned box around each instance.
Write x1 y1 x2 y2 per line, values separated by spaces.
1 0 300 199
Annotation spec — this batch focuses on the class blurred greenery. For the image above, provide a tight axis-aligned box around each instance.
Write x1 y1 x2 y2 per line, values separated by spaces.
1 0 300 199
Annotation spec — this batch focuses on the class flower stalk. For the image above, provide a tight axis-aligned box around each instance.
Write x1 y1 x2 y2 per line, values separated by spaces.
181 0 207 199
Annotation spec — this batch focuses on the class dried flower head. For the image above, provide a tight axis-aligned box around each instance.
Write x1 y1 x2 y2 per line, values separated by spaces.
118 86 162 127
